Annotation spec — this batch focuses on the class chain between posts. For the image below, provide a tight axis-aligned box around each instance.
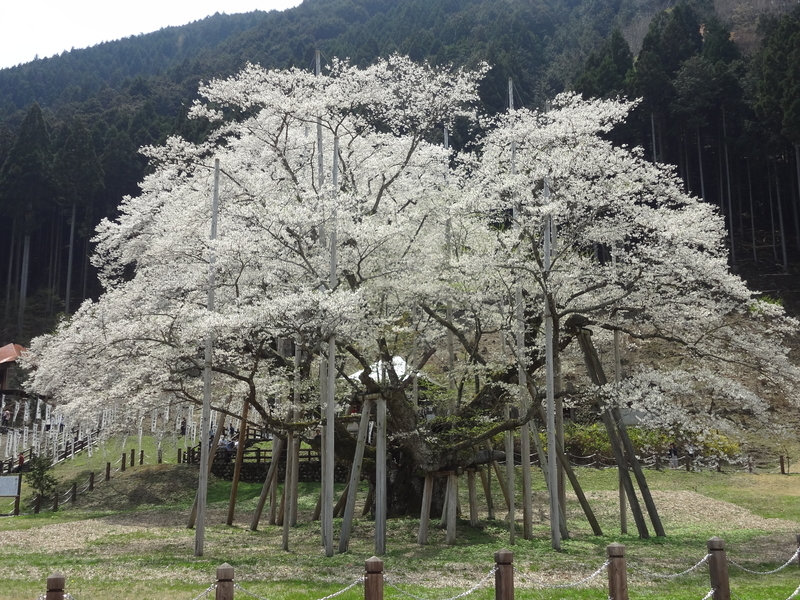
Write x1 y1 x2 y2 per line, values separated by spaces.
700 589 716 600
385 566 496 600
629 554 711 579
728 548 800 575
187 583 216 600
514 561 610 589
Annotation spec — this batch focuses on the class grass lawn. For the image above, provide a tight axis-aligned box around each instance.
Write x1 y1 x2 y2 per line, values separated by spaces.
1 438 799 599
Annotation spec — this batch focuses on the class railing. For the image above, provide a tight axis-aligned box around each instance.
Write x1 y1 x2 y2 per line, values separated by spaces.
27 536 800 600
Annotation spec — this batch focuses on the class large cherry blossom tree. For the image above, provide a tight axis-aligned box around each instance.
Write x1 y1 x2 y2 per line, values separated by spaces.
23 57 800 518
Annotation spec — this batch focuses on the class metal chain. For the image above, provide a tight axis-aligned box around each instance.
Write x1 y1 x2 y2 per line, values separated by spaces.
728 548 800 575
700 589 715 600
187 583 216 600
629 554 711 580
315 577 364 600
515 561 609 589
234 582 274 600
385 566 497 600
784 581 800 600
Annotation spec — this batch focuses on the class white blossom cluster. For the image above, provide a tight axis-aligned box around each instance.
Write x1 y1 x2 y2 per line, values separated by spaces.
22 56 800 445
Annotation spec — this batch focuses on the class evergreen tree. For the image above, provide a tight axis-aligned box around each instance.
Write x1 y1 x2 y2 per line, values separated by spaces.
0 104 54 336
53 118 105 314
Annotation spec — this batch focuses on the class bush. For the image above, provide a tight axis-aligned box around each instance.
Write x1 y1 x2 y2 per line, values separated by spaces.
24 455 58 499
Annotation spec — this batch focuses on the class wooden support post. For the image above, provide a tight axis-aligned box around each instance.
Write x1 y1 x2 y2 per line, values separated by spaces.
478 465 494 520
139 449 144 466
268 469 279 526
362 484 375 517
130 448 135 468
282 431 294 550
467 469 479 527
227 401 250 526
446 472 457 545
45 572 66 600
607 543 628 600
251 437 283 531
333 481 350 518
494 549 514 600
707 537 731 600
121 453 126 472
375 396 387 555
417 473 434 545
255 447 261 464
339 397 372 553
780 455 785 474
106 462 111 481
158 449 162 464
364 556 384 600
70 482 77 504
215 563 234 600
89 472 94 491
440 472 452 527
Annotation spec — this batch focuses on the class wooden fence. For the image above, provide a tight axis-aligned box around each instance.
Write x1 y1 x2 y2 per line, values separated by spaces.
31 537 800 600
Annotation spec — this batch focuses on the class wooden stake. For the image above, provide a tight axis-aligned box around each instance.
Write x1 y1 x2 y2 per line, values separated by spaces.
417 473 434 545
467 469 479 527
249 437 283 531
226 401 250 526
339 398 372 552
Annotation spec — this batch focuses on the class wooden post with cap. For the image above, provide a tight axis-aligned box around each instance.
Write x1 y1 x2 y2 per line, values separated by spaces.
708 537 731 600
45 571 65 600
607 543 628 600
364 556 384 600
495 549 513 600
215 563 234 600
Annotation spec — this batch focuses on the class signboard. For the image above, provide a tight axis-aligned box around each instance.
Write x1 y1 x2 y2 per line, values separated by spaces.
0 474 21 516
0 475 21 497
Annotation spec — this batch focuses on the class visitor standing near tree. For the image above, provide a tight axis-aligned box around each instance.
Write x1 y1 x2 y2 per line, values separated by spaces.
668 443 679 469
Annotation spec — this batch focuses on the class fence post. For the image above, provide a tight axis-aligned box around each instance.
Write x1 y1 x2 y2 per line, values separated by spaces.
121 453 126 472
364 556 384 600
215 563 234 600
781 455 785 474
495 549 513 600
130 448 135 467
89 472 95 491
70 482 77 504
795 534 800 567
140 449 144 465
52 489 59 512
34 494 41 514
45 571 66 600
607 543 628 600
708 537 731 600
158 448 163 464
106 462 111 481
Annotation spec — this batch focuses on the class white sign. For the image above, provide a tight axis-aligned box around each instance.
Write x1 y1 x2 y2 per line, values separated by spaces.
0 475 20 497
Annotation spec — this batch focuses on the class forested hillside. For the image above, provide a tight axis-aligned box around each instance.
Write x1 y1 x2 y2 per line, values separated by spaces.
0 0 798 345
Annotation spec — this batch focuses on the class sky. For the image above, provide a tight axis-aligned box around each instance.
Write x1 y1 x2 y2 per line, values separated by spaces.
0 0 304 70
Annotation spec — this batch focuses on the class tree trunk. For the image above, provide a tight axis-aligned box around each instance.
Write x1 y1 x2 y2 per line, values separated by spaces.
696 128 706 202
775 162 789 272
65 204 76 315
747 159 757 264
4 219 17 321
721 108 736 268
17 234 30 336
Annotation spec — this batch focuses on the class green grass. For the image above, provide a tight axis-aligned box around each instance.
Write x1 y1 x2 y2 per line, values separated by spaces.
2 439 800 599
